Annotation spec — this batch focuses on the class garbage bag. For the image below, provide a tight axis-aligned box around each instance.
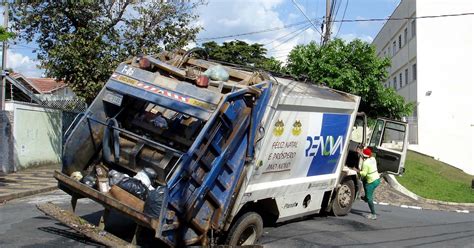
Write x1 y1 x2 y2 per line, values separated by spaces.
81 175 96 188
108 170 128 186
134 170 154 190
203 65 229 81
116 177 149 201
143 167 158 181
144 187 165 218
151 115 168 129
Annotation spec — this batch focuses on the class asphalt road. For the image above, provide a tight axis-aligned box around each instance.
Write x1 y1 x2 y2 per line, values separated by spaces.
0 190 473 247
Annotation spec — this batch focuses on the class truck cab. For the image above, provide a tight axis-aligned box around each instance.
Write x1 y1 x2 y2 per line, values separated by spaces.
347 114 408 175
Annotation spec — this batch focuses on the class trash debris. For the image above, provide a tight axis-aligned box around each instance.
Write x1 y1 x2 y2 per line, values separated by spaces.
116 177 149 200
70 171 83 181
196 75 209 87
81 175 96 188
151 114 168 129
97 177 111 193
95 164 110 192
143 187 165 218
143 167 158 181
108 170 129 186
133 168 157 190
203 65 229 81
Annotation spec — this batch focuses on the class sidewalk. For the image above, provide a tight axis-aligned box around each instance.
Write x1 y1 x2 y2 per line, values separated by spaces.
0 165 58 203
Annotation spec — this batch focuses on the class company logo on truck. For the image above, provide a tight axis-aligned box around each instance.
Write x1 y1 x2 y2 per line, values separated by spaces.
305 135 344 157
292 120 302 136
306 114 350 176
273 119 285 136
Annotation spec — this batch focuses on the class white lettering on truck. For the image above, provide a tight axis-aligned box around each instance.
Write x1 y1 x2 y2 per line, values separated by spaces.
305 135 344 157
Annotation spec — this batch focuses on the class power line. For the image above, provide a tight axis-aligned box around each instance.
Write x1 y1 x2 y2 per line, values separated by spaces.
197 11 474 43
291 0 322 36
267 24 312 52
267 48 294 54
334 0 349 38
265 23 314 47
10 44 36 49
196 19 319 41
333 12 474 23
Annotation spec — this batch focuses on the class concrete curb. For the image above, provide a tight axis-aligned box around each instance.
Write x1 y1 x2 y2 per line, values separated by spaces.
384 174 419 200
384 174 474 207
0 186 57 203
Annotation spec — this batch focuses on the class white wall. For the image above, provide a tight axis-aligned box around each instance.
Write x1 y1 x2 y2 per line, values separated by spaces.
6 102 62 170
373 0 474 175
373 0 417 103
414 0 474 174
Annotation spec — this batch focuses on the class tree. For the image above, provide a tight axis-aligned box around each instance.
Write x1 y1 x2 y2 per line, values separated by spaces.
0 27 14 42
11 1 202 102
286 39 413 119
201 40 283 72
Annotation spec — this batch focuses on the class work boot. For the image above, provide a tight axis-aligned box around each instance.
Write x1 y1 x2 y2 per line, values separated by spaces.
366 214 377 220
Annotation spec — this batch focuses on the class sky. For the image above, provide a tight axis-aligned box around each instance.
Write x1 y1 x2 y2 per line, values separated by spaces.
2 0 401 78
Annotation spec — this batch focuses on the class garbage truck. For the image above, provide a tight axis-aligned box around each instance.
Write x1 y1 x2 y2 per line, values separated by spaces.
39 50 409 247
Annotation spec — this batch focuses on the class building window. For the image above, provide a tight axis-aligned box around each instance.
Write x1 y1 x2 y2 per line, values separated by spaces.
393 77 397 89
412 63 417 81
392 41 396 55
398 35 402 49
411 20 416 38
404 28 408 45
405 68 409 84
388 47 391 56
399 73 403 88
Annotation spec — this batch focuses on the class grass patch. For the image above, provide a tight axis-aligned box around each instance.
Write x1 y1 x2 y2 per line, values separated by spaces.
397 151 474 203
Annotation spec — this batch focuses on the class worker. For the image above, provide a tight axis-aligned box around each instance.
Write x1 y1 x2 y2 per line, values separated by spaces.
357 147 380 220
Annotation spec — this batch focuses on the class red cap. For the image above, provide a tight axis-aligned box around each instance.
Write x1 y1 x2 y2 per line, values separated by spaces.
363 148 372 158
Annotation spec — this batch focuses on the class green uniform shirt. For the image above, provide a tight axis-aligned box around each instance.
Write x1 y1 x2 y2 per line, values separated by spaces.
360 157 380 184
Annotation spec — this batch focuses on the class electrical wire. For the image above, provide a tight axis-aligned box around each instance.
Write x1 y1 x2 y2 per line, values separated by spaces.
291 0 322 36
199 12 474 43
196 18 320 41
9 43 36 49
334 0 349 38
267 24 312 52
334 12 474 23
265 22 315 47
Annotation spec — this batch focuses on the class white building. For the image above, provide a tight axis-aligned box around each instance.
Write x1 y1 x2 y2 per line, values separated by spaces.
372 0 474 175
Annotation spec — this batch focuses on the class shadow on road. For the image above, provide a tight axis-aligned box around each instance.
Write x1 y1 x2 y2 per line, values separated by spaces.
38 226 105 247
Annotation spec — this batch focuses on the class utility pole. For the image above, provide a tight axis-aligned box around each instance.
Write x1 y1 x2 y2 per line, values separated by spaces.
0 2 8 110
323 0 332 45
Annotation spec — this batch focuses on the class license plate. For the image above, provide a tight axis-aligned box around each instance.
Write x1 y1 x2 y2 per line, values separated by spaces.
103 91 123 106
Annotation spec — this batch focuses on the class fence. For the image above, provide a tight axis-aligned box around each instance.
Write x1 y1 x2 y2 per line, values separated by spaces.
38 98 88 140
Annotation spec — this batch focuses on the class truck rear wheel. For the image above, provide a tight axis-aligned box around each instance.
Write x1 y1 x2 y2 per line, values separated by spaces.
226 212 263 246
331 179 355 216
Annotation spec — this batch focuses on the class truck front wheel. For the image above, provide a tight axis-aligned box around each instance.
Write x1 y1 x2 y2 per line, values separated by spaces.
331 179 355 216
226 212 263 246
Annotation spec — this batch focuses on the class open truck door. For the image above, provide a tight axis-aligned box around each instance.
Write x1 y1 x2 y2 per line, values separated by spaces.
368 118 409 175
345 113 367 169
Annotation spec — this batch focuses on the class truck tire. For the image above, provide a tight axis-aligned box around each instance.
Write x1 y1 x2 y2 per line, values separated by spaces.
226 212 263 246
331 179 355 216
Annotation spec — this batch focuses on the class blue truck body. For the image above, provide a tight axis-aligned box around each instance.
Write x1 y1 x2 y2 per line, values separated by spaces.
59 53 274 246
